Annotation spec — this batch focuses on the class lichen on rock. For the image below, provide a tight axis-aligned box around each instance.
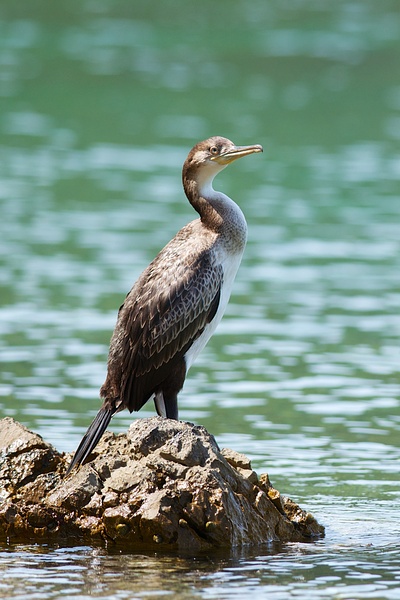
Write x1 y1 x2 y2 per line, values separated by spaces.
0 416 324 549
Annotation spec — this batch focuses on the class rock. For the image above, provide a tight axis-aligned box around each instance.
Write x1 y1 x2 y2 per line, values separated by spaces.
0 418 63 504
0 416 324 549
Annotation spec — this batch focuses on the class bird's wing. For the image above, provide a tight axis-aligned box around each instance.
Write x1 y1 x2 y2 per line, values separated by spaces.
106 249 223 409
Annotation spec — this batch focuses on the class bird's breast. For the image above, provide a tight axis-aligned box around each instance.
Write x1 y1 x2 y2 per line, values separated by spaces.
183 244 244 371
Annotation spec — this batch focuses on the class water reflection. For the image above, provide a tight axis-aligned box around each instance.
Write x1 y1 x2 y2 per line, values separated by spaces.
1 528 400 600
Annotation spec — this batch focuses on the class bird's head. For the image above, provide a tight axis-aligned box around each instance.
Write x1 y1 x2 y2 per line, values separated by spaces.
183 136 263 194
182 136 263 219
182 136 263 202
186 136 262 169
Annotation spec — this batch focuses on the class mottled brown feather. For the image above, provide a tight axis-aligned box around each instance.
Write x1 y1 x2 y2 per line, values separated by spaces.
100 222 223 413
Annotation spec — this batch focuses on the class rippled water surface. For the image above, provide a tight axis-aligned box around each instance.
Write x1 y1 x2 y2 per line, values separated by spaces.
1 1 400 598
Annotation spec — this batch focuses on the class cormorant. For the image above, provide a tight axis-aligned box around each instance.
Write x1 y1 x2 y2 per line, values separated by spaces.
67 136 262 474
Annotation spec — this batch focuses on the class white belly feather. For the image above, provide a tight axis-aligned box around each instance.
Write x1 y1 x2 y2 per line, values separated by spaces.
183 248 244 371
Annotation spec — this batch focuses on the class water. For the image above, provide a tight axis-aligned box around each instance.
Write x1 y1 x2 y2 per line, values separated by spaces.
1 0 400 598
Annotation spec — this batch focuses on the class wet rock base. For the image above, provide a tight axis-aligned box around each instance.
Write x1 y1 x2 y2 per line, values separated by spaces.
0 416 324 550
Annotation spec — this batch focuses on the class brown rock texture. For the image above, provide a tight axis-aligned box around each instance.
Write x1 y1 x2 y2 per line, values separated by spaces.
0 416 324 550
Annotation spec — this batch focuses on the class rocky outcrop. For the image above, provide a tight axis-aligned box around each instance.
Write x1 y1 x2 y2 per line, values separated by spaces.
0 416 324 549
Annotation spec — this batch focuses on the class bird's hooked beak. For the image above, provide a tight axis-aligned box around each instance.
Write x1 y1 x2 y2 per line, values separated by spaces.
211 144 263 165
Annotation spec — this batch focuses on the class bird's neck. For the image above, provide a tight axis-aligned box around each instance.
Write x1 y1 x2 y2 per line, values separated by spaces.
182 176 219 230
183 175 247 248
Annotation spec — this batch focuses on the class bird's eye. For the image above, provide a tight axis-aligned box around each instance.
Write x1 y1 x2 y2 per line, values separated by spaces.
209 146 219 155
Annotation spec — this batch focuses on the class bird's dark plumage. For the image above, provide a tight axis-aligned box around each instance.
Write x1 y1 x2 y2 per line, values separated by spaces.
66 136 262 474
67 407 113 472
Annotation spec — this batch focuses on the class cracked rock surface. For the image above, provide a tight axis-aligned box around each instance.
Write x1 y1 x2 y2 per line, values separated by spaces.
0 416 324 550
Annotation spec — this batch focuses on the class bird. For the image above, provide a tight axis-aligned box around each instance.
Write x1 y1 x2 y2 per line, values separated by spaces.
66 136 262 474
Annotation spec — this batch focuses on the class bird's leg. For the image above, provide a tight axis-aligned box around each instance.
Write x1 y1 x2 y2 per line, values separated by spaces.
154 391 167 417
154 391 179 420
164 393 178 420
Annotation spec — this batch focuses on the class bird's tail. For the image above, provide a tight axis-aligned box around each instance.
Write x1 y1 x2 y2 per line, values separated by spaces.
66 406 114 475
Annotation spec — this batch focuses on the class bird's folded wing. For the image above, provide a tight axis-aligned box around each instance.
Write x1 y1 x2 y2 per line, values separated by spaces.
118 252 223 377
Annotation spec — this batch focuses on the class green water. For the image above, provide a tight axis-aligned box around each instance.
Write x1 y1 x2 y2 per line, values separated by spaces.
1 1 400 598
